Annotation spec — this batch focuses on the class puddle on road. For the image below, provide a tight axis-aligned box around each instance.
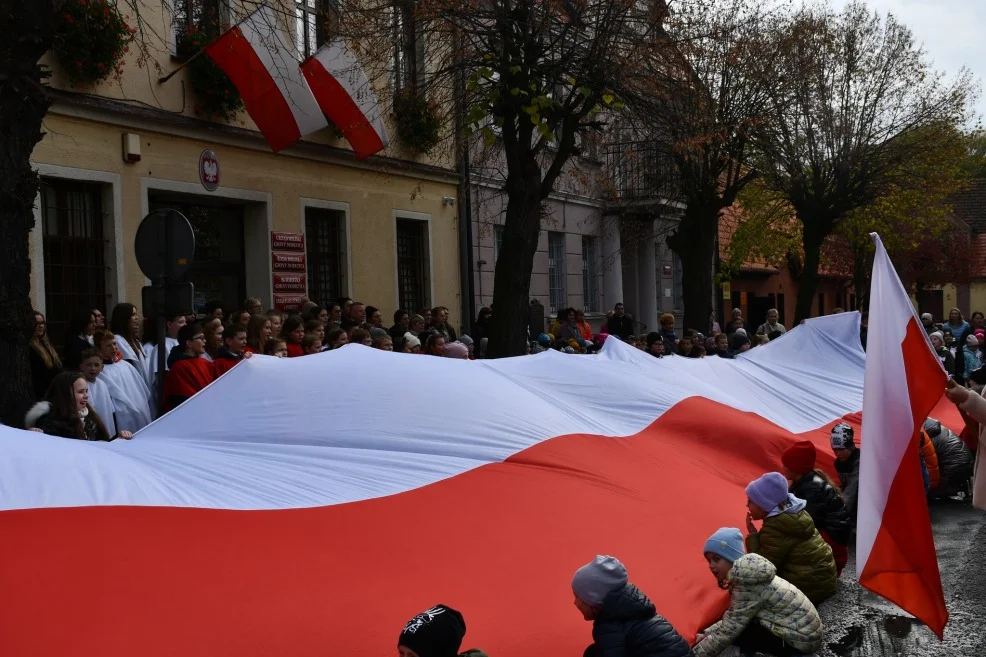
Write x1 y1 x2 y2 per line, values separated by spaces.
828 615 934 656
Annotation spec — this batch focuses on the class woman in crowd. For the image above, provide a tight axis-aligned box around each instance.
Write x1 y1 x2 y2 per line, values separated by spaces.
473 307 492 345
744 472 837 604
972 311 986 332
111 302 147 373
948 308 970 337
781 441 852 575
559 308 583 342
62 309 96 371
409 314 427 337
29 310 62 400
201 318 224 361
576 310 594 342
266 309 284 338
280 315 306 357
244 314 272 354
326 327 348 350
324 302 341 330
431 306 457 342
694 528 822 657
389 309 410 343
425 334 446 356
26 371 133 441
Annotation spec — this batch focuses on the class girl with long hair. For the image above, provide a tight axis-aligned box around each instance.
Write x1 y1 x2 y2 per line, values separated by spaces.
202 318 224 361
25 371 132 441
111 303 147 373
29 311 62 399
280 315 306 357
244 314 272 354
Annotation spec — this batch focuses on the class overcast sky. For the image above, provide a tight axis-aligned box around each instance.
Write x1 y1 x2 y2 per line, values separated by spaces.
830 0 985 123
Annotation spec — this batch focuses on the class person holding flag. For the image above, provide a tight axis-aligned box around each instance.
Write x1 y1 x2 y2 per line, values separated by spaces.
943 381 986 509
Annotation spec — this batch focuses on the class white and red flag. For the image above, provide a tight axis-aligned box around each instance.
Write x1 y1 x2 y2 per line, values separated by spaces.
301 38 390 158
858 232 948 637
205 5 328 152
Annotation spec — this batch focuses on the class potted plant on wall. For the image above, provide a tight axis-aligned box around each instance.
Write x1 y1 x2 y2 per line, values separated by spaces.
393 87 441 155
52 0 136 87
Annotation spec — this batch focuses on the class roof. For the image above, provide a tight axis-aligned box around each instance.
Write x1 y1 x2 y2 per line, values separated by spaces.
951 179 986 233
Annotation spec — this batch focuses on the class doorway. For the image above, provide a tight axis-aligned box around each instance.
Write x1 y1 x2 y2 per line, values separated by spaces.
149 196 246 315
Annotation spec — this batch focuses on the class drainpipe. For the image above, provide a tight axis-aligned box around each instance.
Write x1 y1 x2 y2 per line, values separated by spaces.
455 36 476 336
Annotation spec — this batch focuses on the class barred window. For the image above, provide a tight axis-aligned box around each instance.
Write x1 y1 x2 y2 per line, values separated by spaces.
40 180 109 350
396 218 430 312
582 236 599 314
548 232 566 315
305 207 347 305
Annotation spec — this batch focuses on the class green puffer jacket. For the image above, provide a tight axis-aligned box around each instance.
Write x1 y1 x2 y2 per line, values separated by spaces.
693 554 823 657
746 508 837 604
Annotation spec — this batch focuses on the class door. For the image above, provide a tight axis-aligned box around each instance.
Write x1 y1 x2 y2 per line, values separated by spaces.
149 197 246 315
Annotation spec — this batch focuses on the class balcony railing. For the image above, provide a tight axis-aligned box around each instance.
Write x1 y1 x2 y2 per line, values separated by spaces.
603 140 680 202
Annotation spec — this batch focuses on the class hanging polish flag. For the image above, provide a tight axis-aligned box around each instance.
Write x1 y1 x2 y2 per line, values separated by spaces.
301 38 390 158
205 6 328 152
858 232 948 637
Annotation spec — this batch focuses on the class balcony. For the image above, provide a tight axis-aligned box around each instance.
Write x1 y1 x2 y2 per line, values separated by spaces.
603 140 681 204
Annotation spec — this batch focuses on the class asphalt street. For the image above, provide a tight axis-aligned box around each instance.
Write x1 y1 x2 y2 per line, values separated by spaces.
814 499 986 657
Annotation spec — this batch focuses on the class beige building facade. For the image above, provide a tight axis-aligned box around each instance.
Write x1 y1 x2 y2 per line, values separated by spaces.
31 0 461 342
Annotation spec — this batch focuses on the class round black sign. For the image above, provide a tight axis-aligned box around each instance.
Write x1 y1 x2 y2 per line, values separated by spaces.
134 209 196 281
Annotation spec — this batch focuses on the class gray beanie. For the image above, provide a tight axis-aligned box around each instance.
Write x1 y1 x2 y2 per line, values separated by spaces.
572 555 628 606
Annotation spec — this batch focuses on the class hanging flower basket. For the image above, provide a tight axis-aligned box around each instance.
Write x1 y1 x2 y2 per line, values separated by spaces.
394 88 441 155
52 0 135 87
181 23 244 123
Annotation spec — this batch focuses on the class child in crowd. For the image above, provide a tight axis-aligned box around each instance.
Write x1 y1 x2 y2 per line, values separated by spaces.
264 338 288 357
397 604 487 657
80 348 116 437
745 472 838 604
301 334 323 355
572 555 691 657
694 528 822 657
781 441 852 575
26 371 133 441
830 423 860 525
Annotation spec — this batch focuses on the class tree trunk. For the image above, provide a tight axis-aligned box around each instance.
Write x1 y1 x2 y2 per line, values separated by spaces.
0 4 56 426
667 203 717 333
485 156 543 358
794 222 825 324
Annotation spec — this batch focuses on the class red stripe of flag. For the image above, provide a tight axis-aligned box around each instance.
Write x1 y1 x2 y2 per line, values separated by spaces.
205 28 301 152
300 56 385 159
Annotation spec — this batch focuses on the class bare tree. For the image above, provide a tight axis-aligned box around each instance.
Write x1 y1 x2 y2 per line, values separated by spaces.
754 1 976 322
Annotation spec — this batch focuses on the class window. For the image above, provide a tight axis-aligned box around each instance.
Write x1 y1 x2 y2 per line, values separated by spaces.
548 232 566 315
396 218 430 312
582 236 599 313
295 0 338 59
305 207 347 305
392 0 426 91
493 225 505 264
173 0 225 56
672 251 683 310
40 180 108 349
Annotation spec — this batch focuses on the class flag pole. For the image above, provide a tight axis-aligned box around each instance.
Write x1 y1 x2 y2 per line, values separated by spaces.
157 48 209 84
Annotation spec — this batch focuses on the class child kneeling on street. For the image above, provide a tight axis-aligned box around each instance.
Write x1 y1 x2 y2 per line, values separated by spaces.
397 604 487 657
745 472 838 604
572 555 692 657
694 528 823 657
781 440 852 576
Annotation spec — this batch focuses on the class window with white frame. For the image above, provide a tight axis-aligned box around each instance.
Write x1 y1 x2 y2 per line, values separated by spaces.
295 0 338 59
582 235 599 313
392 0 426 92
548 232 566 315
493 224 505 264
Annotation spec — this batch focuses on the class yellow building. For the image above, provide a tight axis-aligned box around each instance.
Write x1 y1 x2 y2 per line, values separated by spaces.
31 0 461 341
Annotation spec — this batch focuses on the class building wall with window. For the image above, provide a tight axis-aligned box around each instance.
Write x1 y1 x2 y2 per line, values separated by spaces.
30 0 462 334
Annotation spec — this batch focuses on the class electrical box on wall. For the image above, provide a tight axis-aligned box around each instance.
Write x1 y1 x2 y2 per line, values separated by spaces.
122 132 141 163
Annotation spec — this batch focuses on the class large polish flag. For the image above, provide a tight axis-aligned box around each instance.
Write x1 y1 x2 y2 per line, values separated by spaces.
301 38 390 158
205 6 328 152
858 233 949 637
0 314 962 656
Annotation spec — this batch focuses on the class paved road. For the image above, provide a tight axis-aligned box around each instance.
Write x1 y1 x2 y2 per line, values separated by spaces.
815 499 986 657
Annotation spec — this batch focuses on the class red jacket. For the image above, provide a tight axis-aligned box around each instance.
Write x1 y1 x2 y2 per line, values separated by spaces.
286 342 304 358
162 354 216 412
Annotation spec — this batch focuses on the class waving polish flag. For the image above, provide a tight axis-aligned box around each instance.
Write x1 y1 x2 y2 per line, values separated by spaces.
858 233 948 637
205 6 328 152
301 38 390 158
